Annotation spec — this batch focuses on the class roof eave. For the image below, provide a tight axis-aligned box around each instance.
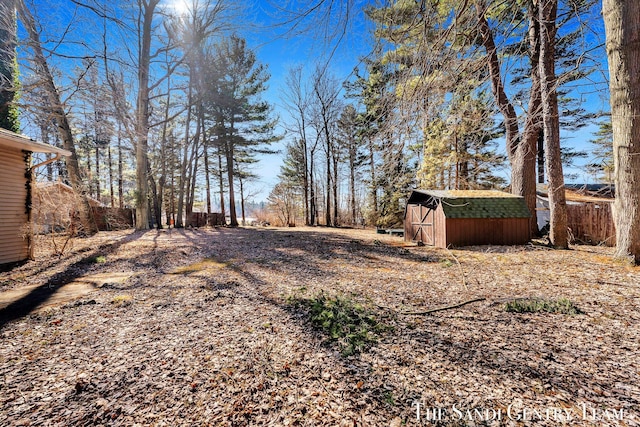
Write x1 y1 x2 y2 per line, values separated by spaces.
0 128 72 156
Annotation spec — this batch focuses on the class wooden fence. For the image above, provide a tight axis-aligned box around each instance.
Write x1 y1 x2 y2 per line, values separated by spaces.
566 202 616 246
92 207 134 231
187 212 226 227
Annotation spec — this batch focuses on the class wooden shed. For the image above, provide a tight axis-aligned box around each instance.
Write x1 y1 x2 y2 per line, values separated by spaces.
0 128 70 266
404 190 531 248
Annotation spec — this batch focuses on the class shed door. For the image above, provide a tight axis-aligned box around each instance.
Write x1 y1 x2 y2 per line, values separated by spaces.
410 204 435 245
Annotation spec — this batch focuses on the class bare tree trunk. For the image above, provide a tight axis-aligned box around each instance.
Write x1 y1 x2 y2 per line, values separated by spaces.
176 69 194 228
117 125 124 209
350 147 356 224
204 144 212 215
187 144 199 217
522 3 543 237
18 0 97 234
159 76 172 226
132 0 160 230
537 131 545 183
217 146 226 220
238 173 246 226
539 0 568 248
303 139 310 225
200 110 211 216
95 146 100 202
225 142 238 226
86 143 93 197
135 8 153 227
603 0 640 262
40 126 53 181
368 137 377 222
184 135 198 218
108 146 115 207
148 164 162 229
188 102 204 217
332 142 339 226
309 148 316 225
325 142 332 227
168 133 175 226
158 174 165 226
475 2 520 164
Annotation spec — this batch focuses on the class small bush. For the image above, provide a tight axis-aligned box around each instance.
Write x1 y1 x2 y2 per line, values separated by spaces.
289 292 387 356
504 297 582 315
440 259 454 268
111 295 132 307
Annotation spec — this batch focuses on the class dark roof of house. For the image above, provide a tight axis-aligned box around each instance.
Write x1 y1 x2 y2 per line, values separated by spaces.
537 183 615 201
407 190 531 219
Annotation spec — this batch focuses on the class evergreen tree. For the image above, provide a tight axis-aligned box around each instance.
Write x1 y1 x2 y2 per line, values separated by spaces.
280 139 308 192
205 35 278 227
587 120 614 184
346 60 394 225
337 105 366 225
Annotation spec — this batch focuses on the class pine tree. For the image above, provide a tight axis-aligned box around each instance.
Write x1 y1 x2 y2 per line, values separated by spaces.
337 105 366 225
205 36 278 227
587 120 613 184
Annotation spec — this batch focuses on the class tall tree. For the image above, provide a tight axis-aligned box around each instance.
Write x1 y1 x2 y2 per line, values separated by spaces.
311 67 341 226
281 66 312 225
18 0 97 234
603 0 640 262
348 61 391 225
99 0 230 229
206 35 277 227
475 0 538 236
539 0 568 248
0 0 19 132
131 0 161 230
337 104 364 225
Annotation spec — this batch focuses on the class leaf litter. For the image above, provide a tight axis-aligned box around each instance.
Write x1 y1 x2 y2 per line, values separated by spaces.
0 226 638 426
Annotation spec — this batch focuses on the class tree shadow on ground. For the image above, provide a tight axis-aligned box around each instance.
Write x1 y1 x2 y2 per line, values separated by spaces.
0 231 144 329
191 227 637 422
196 227 441 280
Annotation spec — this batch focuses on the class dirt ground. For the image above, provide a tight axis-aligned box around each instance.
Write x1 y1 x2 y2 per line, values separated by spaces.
0 226 638 426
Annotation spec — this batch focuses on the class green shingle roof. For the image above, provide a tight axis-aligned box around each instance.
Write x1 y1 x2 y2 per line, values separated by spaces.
408 190 531 219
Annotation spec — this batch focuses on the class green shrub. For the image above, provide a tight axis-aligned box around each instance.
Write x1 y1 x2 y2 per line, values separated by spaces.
504 297 582 315
289 292 387 356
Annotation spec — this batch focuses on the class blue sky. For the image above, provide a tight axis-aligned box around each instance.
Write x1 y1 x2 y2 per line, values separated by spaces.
243 0 611 199
241 0 375 202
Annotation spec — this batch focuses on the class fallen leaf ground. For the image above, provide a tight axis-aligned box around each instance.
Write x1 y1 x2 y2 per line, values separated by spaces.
0 226 638 426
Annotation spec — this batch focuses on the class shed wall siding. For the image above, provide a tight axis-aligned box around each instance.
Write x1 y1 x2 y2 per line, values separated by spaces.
0 145 29 264
445 218 530 247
